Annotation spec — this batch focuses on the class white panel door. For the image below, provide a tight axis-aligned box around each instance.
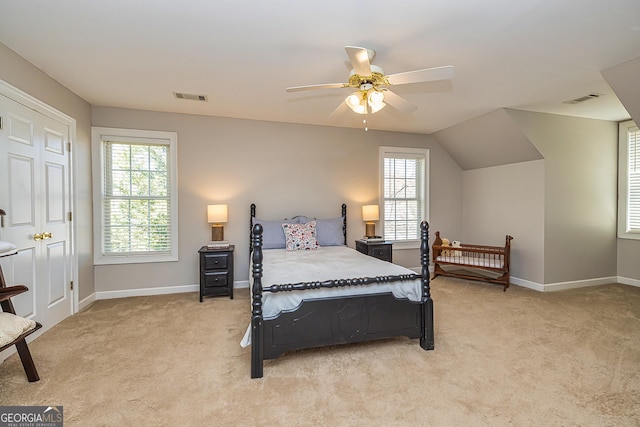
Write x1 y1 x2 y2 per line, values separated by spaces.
0 93 72 331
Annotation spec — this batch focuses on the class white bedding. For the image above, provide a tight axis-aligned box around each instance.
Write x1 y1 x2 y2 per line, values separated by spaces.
435 254 504 269
240 245 423 347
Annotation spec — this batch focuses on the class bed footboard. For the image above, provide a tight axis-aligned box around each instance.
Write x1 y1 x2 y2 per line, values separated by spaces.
250 217 432 379
432 231 513 291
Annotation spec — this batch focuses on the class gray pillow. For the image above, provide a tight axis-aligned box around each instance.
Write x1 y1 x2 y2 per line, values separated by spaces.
253 218 299 249
299 216 345 246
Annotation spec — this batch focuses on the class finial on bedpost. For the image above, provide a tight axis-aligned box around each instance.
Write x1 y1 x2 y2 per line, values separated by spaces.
249 204 256 254
251 223 264 378
420 221 430 299
342 203 347 245
420 220 434 351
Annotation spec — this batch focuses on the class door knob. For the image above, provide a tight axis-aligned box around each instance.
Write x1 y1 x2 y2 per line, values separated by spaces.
33 232 53 241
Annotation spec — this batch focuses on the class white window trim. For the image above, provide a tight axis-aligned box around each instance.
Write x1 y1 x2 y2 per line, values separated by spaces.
379 146 430 250
618 120 640 240
91 127 179 264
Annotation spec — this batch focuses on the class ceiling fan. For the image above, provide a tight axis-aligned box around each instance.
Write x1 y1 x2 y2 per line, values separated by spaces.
286 46 455 117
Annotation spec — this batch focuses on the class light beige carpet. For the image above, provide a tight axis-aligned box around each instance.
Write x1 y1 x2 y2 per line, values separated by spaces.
1 278 639 426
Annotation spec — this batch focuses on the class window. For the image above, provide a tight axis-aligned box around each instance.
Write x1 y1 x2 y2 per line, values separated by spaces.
92 127 178 264
618 120 640 240
379 147 429 247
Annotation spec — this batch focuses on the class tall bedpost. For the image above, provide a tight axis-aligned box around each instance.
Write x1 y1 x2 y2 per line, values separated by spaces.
249 204 256 254
419 220 434 350
251 223 264 378
504 235 513 292
341 203 347 245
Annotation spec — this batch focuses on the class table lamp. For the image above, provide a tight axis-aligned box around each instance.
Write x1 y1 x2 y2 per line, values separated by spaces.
362 205 379 238
207 204 228 241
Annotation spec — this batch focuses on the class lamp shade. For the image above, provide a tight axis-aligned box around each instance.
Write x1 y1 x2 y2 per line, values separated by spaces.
362 205 379 222
207 204 228 223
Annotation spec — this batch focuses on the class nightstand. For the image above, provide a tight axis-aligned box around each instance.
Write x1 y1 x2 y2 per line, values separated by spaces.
355 240 393 262
198 245 234 301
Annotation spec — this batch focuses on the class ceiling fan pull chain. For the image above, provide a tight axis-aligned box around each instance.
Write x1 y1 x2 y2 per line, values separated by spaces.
364 98 369 131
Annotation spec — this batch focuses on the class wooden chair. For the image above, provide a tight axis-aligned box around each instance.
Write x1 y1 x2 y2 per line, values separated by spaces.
0 227 42 382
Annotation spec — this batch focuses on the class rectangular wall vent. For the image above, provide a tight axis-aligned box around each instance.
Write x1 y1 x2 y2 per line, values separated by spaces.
173 92 208 102
563 93 602 105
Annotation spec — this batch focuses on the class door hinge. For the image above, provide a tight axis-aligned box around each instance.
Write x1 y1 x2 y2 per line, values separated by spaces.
67 142 71 152
0 116 3 130
70 281 74 290
68 212 72 221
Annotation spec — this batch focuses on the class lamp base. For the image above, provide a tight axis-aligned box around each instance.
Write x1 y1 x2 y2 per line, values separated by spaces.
365 222 376 238
211 225 224 241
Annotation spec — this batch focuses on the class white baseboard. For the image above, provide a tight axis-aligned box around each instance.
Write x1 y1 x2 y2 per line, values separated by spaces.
618 276 640 287
95 284 199 300
541 276 619 292
78 292 97 311
435 274 622 293
76 275 638 308
235 280 249 289
510 277 545 292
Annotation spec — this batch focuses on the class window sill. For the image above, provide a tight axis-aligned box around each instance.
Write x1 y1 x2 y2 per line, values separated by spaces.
94 253 178 265
389 240 421 250
617 232 640 241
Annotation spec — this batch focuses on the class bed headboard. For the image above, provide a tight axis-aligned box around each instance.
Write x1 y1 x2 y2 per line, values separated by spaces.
250 203 347 252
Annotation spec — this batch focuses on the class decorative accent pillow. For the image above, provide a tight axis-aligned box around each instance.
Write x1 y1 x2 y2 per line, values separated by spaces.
253 218 299 249
282 221 319 251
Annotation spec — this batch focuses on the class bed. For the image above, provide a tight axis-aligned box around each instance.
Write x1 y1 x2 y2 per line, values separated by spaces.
431 231 513 291
245 203 433 379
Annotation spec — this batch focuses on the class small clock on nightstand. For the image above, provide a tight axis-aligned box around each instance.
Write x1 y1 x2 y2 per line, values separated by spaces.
355 239 393 262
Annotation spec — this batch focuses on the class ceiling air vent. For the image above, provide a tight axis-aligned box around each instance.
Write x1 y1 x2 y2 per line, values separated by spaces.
563 93 602 105
173 92 208 102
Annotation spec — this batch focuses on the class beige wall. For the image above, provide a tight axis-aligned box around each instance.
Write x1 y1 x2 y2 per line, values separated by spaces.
602 57 640 282
462 160 545 284
0 43 95 301
507 110 618 284
4 40 633 293
91 106 462 290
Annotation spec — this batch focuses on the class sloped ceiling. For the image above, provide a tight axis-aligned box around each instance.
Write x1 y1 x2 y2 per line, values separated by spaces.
602 57 640 125
432 109 543 170
0 1 639 134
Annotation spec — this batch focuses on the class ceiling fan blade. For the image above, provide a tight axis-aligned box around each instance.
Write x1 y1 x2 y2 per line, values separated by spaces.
381 89 417 113
386 65 455 86
286 83 348 92
345 46 371 76
329 100 349 119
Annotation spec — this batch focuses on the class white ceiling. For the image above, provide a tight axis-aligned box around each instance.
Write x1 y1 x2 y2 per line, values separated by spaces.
1 0 639 134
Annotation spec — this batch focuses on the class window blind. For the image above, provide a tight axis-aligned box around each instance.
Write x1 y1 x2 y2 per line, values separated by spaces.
628 125 640 232
383 153 425 241
102 141 172 255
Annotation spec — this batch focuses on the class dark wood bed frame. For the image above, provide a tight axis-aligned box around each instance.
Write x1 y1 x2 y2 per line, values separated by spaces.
249 203 433 378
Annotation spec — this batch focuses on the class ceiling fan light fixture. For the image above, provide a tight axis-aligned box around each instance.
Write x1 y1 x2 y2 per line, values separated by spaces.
368 90 384 105
367 90 385 113
346 92 366 114
369 100 386 113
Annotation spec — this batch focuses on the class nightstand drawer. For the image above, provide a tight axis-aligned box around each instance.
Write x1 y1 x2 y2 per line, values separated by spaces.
369 245 392 262
203 253 229 270
203 271 229 288
355 240 393 262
